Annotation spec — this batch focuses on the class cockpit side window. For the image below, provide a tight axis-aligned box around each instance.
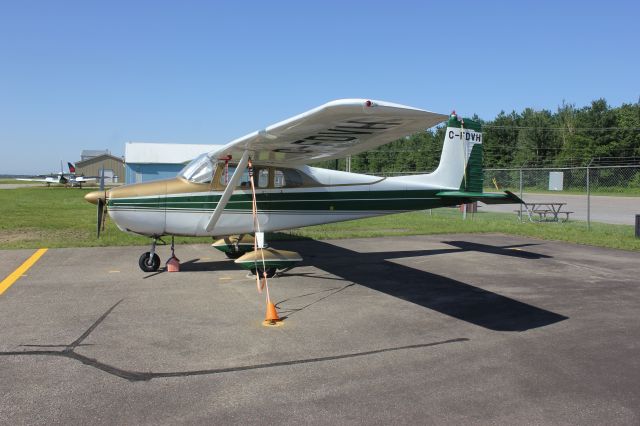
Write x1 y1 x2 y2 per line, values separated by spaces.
212 164 314 189
221 165 268 189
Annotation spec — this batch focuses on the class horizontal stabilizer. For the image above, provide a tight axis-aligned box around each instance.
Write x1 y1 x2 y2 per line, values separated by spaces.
436 190 523 205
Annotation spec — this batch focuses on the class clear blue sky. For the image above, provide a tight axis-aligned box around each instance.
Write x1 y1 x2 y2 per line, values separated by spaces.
1 0 638 174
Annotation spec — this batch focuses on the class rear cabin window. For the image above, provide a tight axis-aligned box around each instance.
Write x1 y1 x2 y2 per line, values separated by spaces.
258 169 269 188
274 169 303 188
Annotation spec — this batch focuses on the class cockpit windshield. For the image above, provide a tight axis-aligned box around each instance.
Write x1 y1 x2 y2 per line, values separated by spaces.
178 153 216 184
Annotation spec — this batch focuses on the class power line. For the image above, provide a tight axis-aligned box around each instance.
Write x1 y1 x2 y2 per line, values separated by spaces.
483 125 640 131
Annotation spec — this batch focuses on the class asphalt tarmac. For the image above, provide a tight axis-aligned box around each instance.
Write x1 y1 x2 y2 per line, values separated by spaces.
0 235 638 424
481 192 639 225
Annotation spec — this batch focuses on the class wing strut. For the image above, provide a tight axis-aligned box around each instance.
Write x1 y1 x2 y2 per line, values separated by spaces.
204 151 250 233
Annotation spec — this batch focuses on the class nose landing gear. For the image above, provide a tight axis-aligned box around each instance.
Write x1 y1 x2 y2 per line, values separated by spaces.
139 237 161 272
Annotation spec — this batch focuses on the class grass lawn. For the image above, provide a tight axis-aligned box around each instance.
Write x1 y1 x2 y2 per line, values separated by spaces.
0 179 105 187
0 186 638 251
0 179 43 184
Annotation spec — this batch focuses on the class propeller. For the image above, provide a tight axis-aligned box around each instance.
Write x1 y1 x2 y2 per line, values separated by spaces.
85 189 108 238
99 167 105 191
96 198 106 238
97 168 107 237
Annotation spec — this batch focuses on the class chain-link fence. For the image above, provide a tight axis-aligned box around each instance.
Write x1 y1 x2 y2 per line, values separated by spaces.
369 164 640 226
485 166 640 194
482 165 639 226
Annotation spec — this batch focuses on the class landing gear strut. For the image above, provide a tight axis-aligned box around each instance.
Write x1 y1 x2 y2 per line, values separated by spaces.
139 237 161 272
250 267 277 279
211 234 255 259
225 248 245 259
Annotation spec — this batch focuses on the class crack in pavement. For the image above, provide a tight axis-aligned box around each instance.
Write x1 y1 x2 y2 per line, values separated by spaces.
0 299 469 382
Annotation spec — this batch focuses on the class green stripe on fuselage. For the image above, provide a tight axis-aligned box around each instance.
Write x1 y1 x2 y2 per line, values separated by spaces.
108 190 462 212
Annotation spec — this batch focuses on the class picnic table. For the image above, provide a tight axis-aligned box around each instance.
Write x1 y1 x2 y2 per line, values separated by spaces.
515 202 573 222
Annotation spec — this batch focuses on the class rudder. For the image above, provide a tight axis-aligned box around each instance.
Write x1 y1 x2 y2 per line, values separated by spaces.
458 115 483 192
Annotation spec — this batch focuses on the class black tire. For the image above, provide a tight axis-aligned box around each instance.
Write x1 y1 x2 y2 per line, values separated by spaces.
225 251 245 259
139 252 160 272
250 267 277 278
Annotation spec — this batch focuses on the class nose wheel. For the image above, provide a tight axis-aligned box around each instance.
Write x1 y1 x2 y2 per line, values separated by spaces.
139 237 161 272
139 252 160 272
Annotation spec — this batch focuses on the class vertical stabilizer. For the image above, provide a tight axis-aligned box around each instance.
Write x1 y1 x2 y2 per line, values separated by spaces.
428 112 483 191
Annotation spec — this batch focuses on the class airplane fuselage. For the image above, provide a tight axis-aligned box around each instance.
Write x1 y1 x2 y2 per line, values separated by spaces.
104 167 461 238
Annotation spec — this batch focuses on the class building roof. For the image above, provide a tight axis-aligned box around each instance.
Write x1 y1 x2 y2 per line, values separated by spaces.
76 153 124 167
81 149 110 159
125 142 223 164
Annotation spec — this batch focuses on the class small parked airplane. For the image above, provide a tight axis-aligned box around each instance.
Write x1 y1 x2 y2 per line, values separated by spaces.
84 99 521 274
18 162 97 188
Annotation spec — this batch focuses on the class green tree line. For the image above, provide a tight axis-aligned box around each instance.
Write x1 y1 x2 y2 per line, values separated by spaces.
318 98 640 173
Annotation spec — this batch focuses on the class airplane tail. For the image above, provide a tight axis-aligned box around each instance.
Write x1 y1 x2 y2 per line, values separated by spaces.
431 112 522 204
68 162 76 174
392 111 522 204
428 112 484 191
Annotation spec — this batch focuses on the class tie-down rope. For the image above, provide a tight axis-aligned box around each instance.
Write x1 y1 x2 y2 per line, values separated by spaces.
247 160 271 302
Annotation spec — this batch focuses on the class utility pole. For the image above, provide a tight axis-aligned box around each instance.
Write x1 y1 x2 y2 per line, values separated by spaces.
519 161 525 221
587 159 592 230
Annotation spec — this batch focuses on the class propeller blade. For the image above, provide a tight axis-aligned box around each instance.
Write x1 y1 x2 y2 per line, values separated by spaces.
99 167 105 191
97 198 104 238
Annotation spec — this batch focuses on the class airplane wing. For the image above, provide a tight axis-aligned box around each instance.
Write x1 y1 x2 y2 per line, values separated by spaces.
16 177 57 183
209 99 448 165
73 177 96 182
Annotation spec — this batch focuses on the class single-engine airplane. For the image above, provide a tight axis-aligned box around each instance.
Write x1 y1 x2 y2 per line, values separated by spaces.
84 99 522 274
19 162 97 188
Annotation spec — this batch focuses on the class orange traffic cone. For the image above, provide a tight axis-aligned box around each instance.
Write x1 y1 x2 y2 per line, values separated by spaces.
264 301 280 325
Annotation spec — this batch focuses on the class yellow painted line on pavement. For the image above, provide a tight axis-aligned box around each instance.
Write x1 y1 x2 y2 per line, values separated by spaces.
0 248 48 296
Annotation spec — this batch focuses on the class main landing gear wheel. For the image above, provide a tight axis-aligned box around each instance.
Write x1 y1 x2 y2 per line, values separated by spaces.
250 267 277 279
225 251 246 259
139 252 160 272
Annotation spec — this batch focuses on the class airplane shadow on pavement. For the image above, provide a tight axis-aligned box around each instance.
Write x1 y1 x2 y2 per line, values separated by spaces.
275 237 567 332
151 237 567 332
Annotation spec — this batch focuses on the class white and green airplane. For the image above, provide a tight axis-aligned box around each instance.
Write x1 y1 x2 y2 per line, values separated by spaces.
18 162 97 187
84 99 521 274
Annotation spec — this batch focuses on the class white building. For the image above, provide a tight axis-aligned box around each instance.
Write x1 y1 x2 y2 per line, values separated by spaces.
124 143 222 184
